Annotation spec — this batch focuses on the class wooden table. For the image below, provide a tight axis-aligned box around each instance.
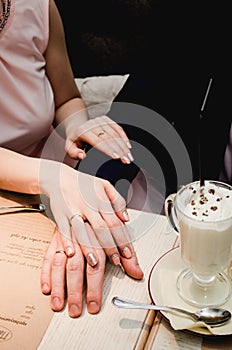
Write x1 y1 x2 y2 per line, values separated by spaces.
1 190 232 350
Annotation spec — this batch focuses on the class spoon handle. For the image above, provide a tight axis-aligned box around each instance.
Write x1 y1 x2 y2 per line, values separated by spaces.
112 297 196 321
0 204 45 213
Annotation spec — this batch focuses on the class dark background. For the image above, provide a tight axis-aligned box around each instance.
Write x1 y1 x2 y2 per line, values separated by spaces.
55 0 231 195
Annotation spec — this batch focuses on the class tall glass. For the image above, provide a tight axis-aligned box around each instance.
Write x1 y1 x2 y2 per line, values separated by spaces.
165 180 232 307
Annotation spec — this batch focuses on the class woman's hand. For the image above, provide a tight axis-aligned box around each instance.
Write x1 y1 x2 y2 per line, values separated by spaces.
64 115 134 164
40 161 143 279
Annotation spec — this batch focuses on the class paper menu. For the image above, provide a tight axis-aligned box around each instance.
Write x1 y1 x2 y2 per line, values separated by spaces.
0 196 55 349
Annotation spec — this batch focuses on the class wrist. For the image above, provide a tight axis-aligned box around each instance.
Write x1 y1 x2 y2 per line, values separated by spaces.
54 98 88 137
38 159 74 198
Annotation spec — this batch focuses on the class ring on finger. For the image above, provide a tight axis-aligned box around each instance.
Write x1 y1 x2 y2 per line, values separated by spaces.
55 250 67 255
69 212 88 226
70 212 83 222
97 129 105 137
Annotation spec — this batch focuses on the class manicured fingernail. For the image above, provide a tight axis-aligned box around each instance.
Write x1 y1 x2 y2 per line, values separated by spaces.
87 253 98 267
66 246 74 257
69 304 80 317
122 156 130 164
122 246 132 258
127 141 132 149
123 210 129 221
52 297 61 309
128 152 134 162
112 152 120 159
111 253 120 265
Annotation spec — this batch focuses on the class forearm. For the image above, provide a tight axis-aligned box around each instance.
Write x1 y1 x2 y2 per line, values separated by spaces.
0 147 65 196
54 97 89 137
0 148 42 194
0 147 78 200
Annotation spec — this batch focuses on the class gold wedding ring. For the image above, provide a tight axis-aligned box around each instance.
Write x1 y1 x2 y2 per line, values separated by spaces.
97 129 105 137
55 250 66 255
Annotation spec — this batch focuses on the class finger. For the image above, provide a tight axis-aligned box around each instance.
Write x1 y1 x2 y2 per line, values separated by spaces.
70 215 98 267
40 228 70 296
41 227 58 294
99 211 133 259
95 129 133 164
84 223 106 314
103 180 130 222
77 129 126 162
51 212 75 257
91 121 132 163
96 186 134 259
98 116 133 162
50 239 68 312
85 211 122 266
66 243 85 318
100 116 131 148
76 116 133 163
120 249 144 280
65 138 86 160
99 116 132 149
93 122 127 150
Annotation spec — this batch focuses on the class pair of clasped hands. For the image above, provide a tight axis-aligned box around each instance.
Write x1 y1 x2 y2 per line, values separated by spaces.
40 115 144 318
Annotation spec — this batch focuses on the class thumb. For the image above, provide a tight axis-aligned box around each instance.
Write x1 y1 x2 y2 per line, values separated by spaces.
65 139 86 160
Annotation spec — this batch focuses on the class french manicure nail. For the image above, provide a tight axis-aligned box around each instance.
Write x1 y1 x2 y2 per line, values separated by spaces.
122 156 130 164
123 210 129 221
87 253 98 267
111 253 120 265
128 152 134 162
127 141 132 149
122 246 132 258
66 246 74 257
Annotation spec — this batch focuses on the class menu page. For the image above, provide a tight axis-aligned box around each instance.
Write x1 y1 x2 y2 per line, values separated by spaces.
0 196 55 350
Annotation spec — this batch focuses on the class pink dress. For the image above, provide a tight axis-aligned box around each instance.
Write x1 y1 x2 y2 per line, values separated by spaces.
0 0 76 167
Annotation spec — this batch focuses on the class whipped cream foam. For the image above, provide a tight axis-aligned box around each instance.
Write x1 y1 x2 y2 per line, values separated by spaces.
178 181 232 221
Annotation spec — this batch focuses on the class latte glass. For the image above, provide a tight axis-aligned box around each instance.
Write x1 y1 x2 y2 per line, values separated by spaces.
165 180 232 307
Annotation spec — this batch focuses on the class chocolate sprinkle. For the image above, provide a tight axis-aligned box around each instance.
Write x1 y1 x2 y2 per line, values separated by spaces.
210 206 218 211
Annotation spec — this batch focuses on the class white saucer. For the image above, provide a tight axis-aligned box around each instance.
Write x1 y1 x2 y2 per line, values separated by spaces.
148 247 232 336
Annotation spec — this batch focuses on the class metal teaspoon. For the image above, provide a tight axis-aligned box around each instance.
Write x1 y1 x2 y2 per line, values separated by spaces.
112 296 231 326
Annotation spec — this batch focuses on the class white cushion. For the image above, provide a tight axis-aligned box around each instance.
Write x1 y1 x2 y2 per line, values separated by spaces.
75 74 129 118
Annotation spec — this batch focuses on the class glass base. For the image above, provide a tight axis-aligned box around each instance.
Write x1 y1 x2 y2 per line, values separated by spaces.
176 268 232 307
